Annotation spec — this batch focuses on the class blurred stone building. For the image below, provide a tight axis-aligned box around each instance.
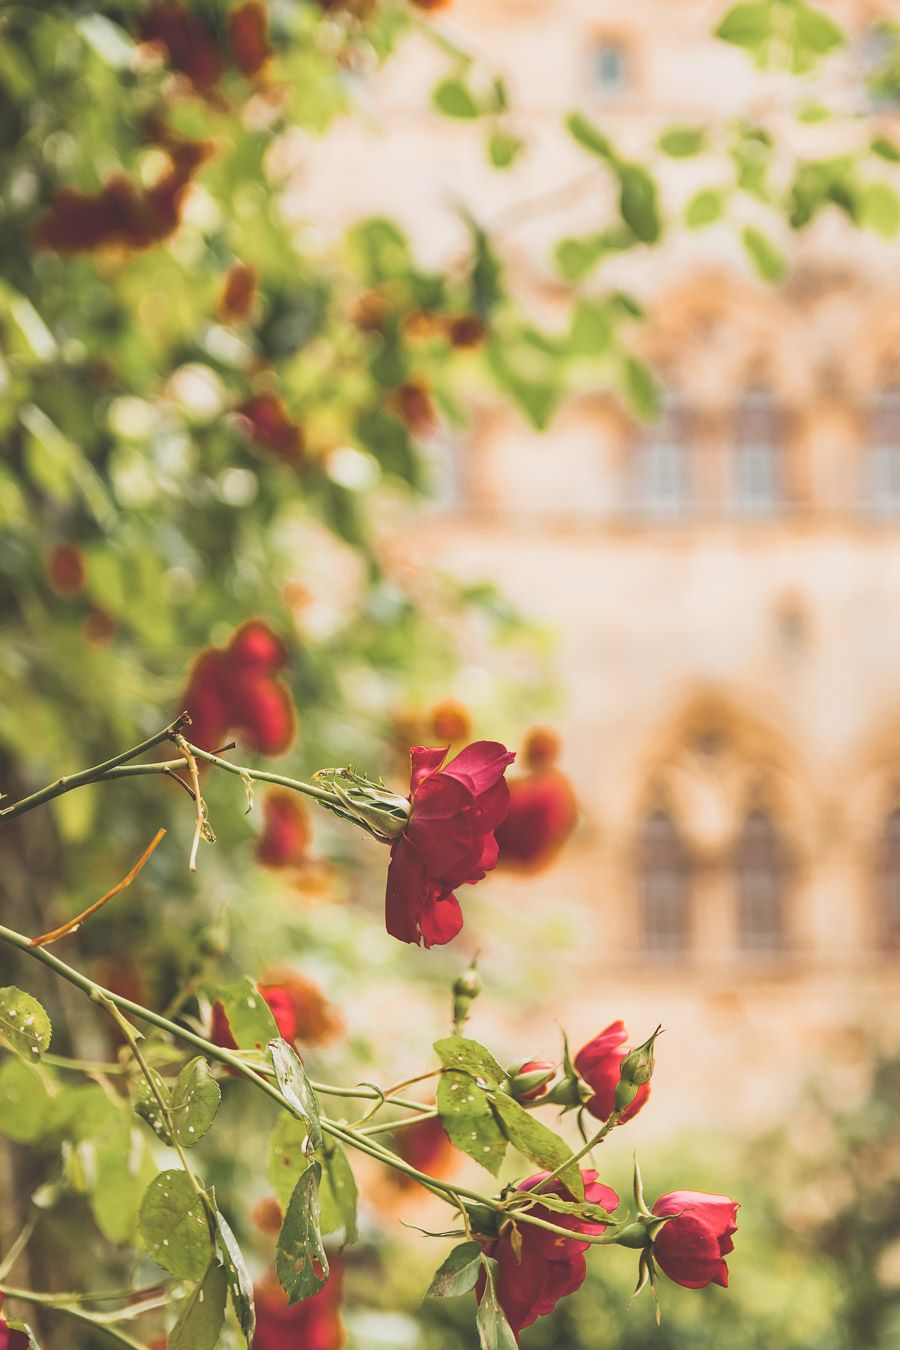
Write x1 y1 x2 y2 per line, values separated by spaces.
299 0 900 1128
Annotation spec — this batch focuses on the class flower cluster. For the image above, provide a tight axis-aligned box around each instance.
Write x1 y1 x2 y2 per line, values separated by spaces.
138 0 272 92
182 620 295 755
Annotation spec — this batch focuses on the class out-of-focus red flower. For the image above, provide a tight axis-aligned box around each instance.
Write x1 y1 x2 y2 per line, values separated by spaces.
47 544 86 596
82 607 117 647
428 699 472 744
254 1265 343 1350
477 1170 619 1339
385 741 515 947
447 314 486 348
574 1021 650 1125
229 1 273 76
211 972 342 1052
403 308 445 340
252 1195 284 1235
182 620 295 755
256 790 311 868
138 1 223 89
236 392 304 465
0 1296 30 1350
495 728 577 874
33 139 209 255
390 379 436 435
392 1113 455 1185
352 289 389 333
651 1191 740 1289
219 261 258 321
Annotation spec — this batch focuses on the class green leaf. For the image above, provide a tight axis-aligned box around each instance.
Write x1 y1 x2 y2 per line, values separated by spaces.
742 225 788 282
436 1071 507 1175
685 188 726 228
275 1162 329 1304
0 987 52 1060
565 112 614 160
490 1092 584 1201
658 126 706 157
0 1056 53 1142
426 1240 483 1298
488 130 524 170
555 234 608 281
568 300 612 356
214 978 279 1053
434 1036 505 1086
169 1260 228 1350
715 2 771 49
134 1067 173 1143
268 1038 323 1155
215 1206 256 1347
794 2 845 57
92 1123 157 1245
617 164 661 244
319 1144 358 1245
432 79 479 119
872 135 900 163
268 1114 311 1210
623 355 662 419
139 1170 213 1280
170 1058 221 1147
476 1257 518 1350
861 182 900 238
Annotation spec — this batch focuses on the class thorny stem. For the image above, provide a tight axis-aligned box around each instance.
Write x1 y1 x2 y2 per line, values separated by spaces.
0 922 629 1250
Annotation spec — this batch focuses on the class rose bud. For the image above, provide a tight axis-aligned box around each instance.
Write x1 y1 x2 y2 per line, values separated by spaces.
494 728 577 874
505 1059 556 1102
451 959 481 1028
218 261 257 322
574 1021 651 1125
229 675 296 755
229 620 287 676
256 790 311 868
253 1264 343 1350
384 741 515 946
619 1025 662 1088
650 1191 740 1289
475 1171 619 1336
228 0 273 78
181 620 296 756
47 543 86 596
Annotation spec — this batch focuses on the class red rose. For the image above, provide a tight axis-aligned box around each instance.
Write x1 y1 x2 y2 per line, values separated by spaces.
477 1170 618 1338
253 1265 343 1350
385 741 515 947
256 790 311 868
574 1021 650 1124
182 620 295 755
651 1191 740 1289
393 1113 456 1185
508 1059 556 1102
47 543 86 596
495 728 577 874
228 0 273 77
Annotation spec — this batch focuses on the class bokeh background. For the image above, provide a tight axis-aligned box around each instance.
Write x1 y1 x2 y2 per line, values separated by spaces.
2 0 900 1346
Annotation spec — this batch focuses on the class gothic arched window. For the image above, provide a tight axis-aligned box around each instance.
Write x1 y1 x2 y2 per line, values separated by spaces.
734 810 788 951
638 810 692 953
633 397 692 520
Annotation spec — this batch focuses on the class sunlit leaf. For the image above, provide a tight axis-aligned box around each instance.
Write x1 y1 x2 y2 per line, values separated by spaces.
0 987 51 1060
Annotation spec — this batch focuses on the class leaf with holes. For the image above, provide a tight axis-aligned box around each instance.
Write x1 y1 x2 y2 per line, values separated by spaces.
215 1204 256 1346
268 1039 323 1156
0 987 51 1060
436 1071 506 1176
139 1170 213 1280
268 1113 310 1210
275 1162 329 1304
168 1259 227 1350
426 1240 483 1298
319 1143 358 1245
434 1037 504 1087
490 1093 584 1201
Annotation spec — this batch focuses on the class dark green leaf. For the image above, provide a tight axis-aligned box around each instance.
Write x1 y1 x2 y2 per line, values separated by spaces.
434 1036 505 1086
658 126 706 157
742 225 788 282
872 135 900 163
715 2 771 49
426 1240 483 1298
565 112 614 160
268 1038 323 1156
432 79 479 119
476 1257 518 1350
139 1170 213 1280
490 1092 584 1201
134 1068 173 1144
0 987 51 1060
617 164 661 244
685 188 725 228
319 1144 358 1245
169 1260 228 1350
275 1162 329 1304
170 1057 221 1147
214 978 279 1052
436 1071 507 1175
215 1206 256 1346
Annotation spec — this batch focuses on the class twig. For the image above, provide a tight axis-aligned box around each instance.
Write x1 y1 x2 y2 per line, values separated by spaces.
174 737 206 872
29 830 166 948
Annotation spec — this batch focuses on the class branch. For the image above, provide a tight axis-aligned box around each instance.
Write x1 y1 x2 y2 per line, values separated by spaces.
0 1284 150 1350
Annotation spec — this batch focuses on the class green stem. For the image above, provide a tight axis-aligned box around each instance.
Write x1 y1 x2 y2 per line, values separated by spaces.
533 1109 620 1193
356 1107 438 1137
0 1284 149 1350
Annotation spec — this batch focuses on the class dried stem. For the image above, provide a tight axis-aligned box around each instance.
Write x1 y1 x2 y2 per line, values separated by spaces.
29 829 166 948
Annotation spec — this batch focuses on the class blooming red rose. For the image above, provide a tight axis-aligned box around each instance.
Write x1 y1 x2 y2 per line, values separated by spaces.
385 741 515 947
228 0 273 77
574 1020 650 1124
219 261 258 321
495 727 577 874
256 790 311 868
182 620 295 755
253 1265 343 1350
477 1170 618 1338
651 1191 740 1289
